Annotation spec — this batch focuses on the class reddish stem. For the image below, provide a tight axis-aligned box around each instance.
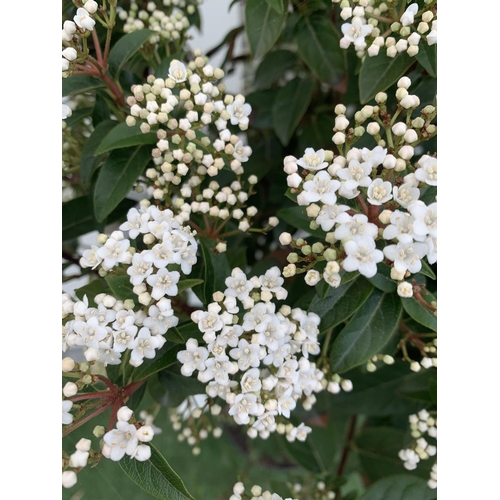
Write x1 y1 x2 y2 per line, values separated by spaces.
92 29 103 65
62 400 113 437
69 391 115 403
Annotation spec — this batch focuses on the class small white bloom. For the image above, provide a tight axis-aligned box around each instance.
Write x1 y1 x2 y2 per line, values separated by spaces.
168 60 187 83
400 3 419 27
341 17 373 50
296 148 328 171
74 8 96 31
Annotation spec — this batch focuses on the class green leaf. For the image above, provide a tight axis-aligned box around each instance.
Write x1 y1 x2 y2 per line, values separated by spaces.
108 30 155 75
253 50 298 90
155 52 185 79
265 0 285 14
419 260 436 280
296 15 345 83
132 344 181 382
330 290 402 373
245 0 287 59
366 263 397 293
119 443 195 500
429 377 437 404
272 78 314 145
415 43 437 78
359 474 437 500
93 145 151 222
80 120 116 187
401 291 437 331
105 275 136 301
177 279 204 295
309 277 374 333
74 279 108 304
62 75 106 96
199 237 231 304
158 367 207 404
277 205 325 238
359 52 414 104
62 196 98 241
95 122 158 155
64 107 93 127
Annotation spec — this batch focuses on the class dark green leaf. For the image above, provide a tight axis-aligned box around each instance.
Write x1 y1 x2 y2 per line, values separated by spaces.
92 92 111 126
158 367 206 402
62 196 98 241
419 186 437 205
429 377 437 404
119 443 195 500
95 122 158 155
80 120 116 187
330 290 402 373
415 43 437 78
245 0 287 59
199 237 231 304
366 263 397 293
401 291 437 331
265 0 285 14
309 277 374 333
359 474 437 500
253 50 298 90
296 15 345 83
359 52 413 104
126 381 147 410
64 107 93 127
177 279 204 294
419 260 436 280
297 113 337 152
272 78 314 145
132 344 181 382
105 275 136 301
108 30 155 75
74 279 108 304
62 75 106 96
93 145 151 222
277 205 325 238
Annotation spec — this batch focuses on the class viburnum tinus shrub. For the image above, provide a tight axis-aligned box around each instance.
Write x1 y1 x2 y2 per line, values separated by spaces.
62 0 437 498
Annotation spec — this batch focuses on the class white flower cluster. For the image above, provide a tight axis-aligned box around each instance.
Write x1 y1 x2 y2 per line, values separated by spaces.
333 0 437 58
409 337 437 372
177 267 326 440
62 1 98 73
127 55 261 236
63 205 199 366
398 409 437 488
117 0 202 44
280 77 436 288
230 482 297 500
102 406 155 462
62 438 93 488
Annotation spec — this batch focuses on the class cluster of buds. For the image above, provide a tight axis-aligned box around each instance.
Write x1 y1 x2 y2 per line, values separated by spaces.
117 0 202 45
280 76 437 290
176 267 332 441
127 54 272 244
365 353 395 372
408 336 437 372
290 480 337 500
230 482 297 500
333 0 437 58
398 409 437 488
169 398 224 455
62 1 99 74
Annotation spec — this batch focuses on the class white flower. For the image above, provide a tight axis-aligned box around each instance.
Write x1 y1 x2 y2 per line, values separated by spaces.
382 210 417 243
227 98 252 127
342 236 383 278
127 253 154 286
300 171 340 206
146 268 180 299
225 269 254 301
341 17 373 50
129 327 162 365
315 204 351 232
168 60 187 83
62 400 73 425
62 103 73 119
337 159 372 189
397 282 413 298
361 146 387 168
286 423 312 442
74 8 96 31
177 339 209 376
304 270 321 286
393 182 420 208
296 148 328 171
367 178 393 205
233 141 252 162
103 421 140 461
400 3 419 27
383 241 429 274
415 156 437 186
96 237 130 269
334 214 378 241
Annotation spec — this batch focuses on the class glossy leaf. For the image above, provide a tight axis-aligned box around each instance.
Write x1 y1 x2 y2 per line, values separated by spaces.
245 0 287 59
265 0 285 14
158 367 206 402
419 260 436 280
272 78 314 145
416 43 437 78
108 29 155 75
177 279 204 295
330 290 402 373
132 344 181 382
277 205 325 238
296 15 345 83
80 120 116 187
366 263 397 293
401 291 437 331
62 75 105 96
74 279 108 304
309 277 374 333
359 474 437 500
119 443 195 500
253 50 298 90
62 196 99 242
359 52 413 104
105 275 136 301
199 237 231 304
93 145 151 222
95 122 158 155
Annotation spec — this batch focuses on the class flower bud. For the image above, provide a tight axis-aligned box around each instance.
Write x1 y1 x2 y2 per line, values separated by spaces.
367 122 380 135
117 406 133 422
397 282 413 298
279 232 292 245
63 382 78 398
62 357 75 372
62 471 78 488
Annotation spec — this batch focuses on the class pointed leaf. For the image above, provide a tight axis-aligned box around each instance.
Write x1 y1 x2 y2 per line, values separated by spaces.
296 15 345 83
309 277 374 333
415 43 437 78
253 50 298 90
401 291 437 331
359 52 413 104
265 0 285 14
272 78 314 145
119 443 195 500
359 475 437 500
277 205 326 238
105 275 136 301
330 290 402 373
132 344 181 382
177 279 204 294
93 145 151 222
245 0 287 59
62 75 106 96
108 29 155 75
95 122 158 155
199 237 231 304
